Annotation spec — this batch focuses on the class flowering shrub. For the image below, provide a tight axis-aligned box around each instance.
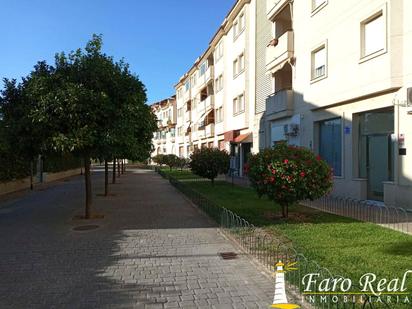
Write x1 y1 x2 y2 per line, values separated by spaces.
247 142 333 218
190 148 230 185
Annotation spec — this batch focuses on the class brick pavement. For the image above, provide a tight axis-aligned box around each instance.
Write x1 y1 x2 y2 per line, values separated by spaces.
0 168 278 308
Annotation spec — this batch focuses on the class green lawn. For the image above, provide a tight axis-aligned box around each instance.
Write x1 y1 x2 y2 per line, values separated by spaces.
159 168 202 180
185 180 412 292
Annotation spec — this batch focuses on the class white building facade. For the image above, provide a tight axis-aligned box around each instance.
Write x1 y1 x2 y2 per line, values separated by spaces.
158 0 412 208
151 97 177 158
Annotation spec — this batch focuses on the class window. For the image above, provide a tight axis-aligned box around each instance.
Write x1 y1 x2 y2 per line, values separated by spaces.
185 80 190 92
233 53 245 78
218 140 225 151
233 11 245 40
233 59 239 77
239 53 245 72
178 126 183 136
191 74 197 86
215 75 224 92
215 41 224 62
361 12 385 58
177 88 182 99
233 20 238 38
319 118 342 176
233 94 245 115
215 106 224 123
199 62 208 76
177 108 183 118
311 45 326 80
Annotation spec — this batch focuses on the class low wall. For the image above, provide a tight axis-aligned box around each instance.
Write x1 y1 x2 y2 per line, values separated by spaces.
0 168 82 196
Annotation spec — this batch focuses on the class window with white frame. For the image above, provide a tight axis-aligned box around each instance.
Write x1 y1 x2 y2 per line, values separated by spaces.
199 61 208 76
177 108 183 118
239 53 245 72
233 59 239 77
233 20 239 38
215 74 224 92
215 41 224 62
233 93 245 115
215 106 224 123
311 45 327 80
191 74 197 86
233 11 245 40
233 53 245 78
239 12 245 32
185 80 190 92
361 11 385 58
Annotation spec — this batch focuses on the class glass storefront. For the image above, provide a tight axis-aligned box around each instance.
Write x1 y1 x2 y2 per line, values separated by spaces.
358 108 394 200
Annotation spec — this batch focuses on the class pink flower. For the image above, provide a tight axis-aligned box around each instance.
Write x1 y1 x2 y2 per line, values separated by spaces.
300 171 306 177
284 159 289 164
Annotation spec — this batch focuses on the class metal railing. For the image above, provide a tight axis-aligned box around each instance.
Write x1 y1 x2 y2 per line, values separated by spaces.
302 196 412 235
156 169 395 308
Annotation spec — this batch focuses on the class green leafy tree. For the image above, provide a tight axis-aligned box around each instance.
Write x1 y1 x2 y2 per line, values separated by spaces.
27 35 155 218
189 148 229 185
247 142 333 218
163 154 180 170
152 154 165 166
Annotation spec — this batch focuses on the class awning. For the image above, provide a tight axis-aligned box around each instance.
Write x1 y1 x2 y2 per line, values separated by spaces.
198 109 214 128
233 133 252 144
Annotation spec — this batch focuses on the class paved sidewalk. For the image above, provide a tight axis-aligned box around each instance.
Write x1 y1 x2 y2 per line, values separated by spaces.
0 168 276 308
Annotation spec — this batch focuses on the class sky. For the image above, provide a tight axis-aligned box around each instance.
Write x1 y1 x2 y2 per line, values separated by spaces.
0 0 235 104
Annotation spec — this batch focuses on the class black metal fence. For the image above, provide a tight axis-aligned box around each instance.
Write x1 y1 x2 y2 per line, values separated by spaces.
155 168 396 308
302 196 412 235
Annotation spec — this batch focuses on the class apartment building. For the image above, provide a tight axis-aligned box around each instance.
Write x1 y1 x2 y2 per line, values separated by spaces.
175 0 257 176
151 96 177 157
167 0 412 208
263 0 412 207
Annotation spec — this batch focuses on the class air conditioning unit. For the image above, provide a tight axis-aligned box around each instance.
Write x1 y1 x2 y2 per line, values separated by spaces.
284 124 299 136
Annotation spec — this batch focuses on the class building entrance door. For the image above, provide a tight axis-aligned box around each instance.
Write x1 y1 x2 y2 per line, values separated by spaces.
358 108 394 201
367 134 391 200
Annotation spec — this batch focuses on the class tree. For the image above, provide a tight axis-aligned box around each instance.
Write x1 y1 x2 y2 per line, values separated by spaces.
0 77 46 186
176 157 189 171
163 154 179 170
247 142 333 218
152 154 165 166
27 35 156 218
189 148 229 185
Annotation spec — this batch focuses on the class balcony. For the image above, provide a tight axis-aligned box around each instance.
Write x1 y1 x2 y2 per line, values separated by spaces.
198 96 214 115
185 111 191 123
266 89 293 118
266 30 294 73
205 123 215 137
267 0 290 21
198 66 213 87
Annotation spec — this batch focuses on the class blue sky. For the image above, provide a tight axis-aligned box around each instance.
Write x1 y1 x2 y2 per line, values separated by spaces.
0 0 235 103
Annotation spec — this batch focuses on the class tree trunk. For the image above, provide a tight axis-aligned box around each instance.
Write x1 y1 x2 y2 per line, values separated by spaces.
117 159 121 177
121 160 124 174
30 160 34 190
123 160 126 173
104 160 109 196
112 158 116 184
84 158 92 219
281 203 289 218
211 178 215 186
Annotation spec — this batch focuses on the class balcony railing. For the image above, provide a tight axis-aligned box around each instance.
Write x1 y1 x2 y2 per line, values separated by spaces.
266 89 293 116
267 0 290 20
185 111 191 122
205 123 215 137
198 66 213 86
266 30 294 73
